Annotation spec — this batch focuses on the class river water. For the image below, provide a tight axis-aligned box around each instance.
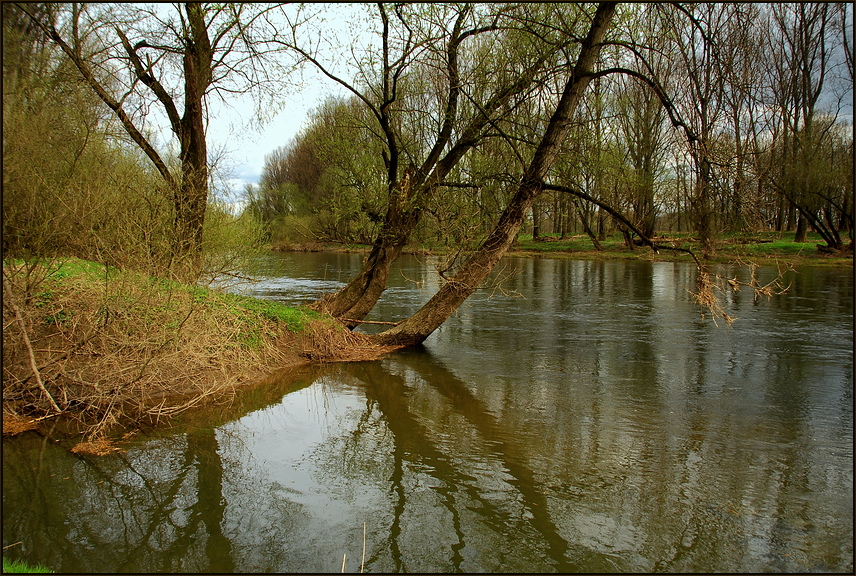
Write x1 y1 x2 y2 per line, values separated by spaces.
3 253 853 573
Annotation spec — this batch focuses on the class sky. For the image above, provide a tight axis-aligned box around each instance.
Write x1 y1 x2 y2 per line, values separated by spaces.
201 4 365 209
207 80 347 207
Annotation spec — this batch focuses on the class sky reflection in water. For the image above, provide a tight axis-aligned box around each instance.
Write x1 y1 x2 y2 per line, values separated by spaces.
3 255 853 573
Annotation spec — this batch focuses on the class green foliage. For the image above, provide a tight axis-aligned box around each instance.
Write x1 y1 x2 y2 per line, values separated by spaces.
2 558 53 573
199 201 269 282
2 6 178 274
247 96 385 245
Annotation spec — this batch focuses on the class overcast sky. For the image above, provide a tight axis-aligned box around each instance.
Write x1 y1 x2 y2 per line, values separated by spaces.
207 80 348 206
202 3 365 208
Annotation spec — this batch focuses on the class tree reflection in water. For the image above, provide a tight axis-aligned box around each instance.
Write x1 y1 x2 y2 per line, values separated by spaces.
2 261 852 573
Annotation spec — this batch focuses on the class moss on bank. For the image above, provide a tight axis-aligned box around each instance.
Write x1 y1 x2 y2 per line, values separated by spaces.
2 257 322 445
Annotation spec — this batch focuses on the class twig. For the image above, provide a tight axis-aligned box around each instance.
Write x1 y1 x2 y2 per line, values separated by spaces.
339 317 401 326
341 553 346 573
4 281 62 413
361 522 366 573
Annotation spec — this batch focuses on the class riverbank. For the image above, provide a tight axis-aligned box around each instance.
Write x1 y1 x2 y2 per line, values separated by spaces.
274 230 854 267
4 234 849 448
2 258 386 451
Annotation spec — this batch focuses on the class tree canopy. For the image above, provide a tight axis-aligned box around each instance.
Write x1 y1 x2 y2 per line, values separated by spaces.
4 2 852 346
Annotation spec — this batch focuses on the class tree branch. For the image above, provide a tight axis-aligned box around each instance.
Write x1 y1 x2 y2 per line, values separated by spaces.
18 4 178 191
541 182 702 267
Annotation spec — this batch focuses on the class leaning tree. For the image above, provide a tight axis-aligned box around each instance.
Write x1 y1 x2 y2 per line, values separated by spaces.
372 2 618 347
272 3 584 325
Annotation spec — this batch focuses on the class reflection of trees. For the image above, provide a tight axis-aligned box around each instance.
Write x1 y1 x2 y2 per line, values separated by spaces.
2 428 235 573
3 261 851 572
343 353 608 572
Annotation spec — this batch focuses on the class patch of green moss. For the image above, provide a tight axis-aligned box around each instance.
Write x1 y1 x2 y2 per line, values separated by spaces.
216 292 317 332
47 258 108 281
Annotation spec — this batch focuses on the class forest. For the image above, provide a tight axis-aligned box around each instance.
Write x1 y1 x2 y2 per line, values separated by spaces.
2 3 853 432
5 3 853 272
243 3 854 258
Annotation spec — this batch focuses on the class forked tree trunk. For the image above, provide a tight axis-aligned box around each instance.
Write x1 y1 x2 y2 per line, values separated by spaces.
372 2 617 348
310 8 578 326
311 181 419 325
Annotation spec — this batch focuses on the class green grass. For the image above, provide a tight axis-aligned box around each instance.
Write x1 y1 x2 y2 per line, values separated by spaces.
215 292 317 332
740 239 823 255
40 258 316 330
2 558 53 573
8 256 318 353
47 257 108 280
509 230 851 265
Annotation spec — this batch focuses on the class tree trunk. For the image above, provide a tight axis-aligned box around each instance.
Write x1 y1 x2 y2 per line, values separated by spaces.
620 226 635 250
311 182 419 324
532 200 542 241
171 3 213 275
372 1 617 348
575 200 602 250
693 157 715 258
794 212 808 242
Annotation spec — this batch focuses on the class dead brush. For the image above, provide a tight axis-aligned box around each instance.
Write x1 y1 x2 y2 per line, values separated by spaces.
693 268 736 326
691 261 792 326
3 259 309 444
300 319 394 362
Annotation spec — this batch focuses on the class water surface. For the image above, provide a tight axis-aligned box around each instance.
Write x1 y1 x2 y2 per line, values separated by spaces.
3 255 853 572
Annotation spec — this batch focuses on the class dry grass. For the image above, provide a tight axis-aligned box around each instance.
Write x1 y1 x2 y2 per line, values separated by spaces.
300 318 397 362
2 413 41 436
69 437 123 456
693 268 736 326
691 261 791 326
2 258 318 440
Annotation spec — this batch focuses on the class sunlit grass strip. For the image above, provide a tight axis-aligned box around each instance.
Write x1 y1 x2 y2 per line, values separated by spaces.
2 558 54 573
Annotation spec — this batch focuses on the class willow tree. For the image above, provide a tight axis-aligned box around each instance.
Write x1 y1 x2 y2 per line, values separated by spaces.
274 3 579 325
373 2 618 347
15 3 276 277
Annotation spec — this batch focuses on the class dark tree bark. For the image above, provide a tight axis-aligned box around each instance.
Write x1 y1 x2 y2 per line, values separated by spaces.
372 2 618 348
573 198 603 251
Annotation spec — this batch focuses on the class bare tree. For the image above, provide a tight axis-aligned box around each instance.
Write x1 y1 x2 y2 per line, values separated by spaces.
763 3 851 249
15 3 277 277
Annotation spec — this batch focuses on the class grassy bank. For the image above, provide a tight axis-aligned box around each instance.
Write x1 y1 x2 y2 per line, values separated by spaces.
511 231 853 266
2 558 53 573
2 258 347 448
274 231 852 267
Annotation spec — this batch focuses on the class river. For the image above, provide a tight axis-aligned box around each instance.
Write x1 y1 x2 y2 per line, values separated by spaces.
3 253 853 572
